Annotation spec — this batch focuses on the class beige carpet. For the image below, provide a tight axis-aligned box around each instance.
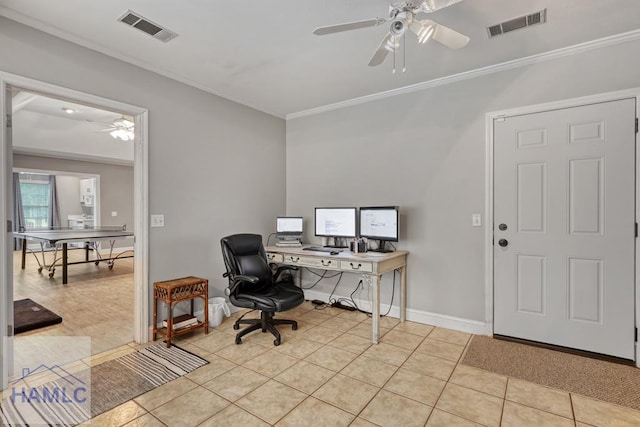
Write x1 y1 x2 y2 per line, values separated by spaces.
461 335 640 410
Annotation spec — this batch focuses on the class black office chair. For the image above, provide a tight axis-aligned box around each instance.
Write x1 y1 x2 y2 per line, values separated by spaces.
220 233 304 346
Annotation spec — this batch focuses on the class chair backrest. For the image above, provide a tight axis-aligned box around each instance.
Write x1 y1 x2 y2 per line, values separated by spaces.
221 234 273 292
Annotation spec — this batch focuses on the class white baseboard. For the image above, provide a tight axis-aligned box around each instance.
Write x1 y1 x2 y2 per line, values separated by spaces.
303 289 491 336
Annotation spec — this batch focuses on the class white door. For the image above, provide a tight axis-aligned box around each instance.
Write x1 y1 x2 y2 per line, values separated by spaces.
494 98 636 360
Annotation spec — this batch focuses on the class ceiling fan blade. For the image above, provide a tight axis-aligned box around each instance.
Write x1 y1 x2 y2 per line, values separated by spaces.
431 21 470 49
313 18 386 35
368 33 397 67
419 0 465 13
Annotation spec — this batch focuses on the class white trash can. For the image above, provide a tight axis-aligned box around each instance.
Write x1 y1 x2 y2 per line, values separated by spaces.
208 297 231 327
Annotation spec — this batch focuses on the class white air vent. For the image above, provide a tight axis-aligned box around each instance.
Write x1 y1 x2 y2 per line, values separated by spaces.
488 9 546 38
118 10 178 43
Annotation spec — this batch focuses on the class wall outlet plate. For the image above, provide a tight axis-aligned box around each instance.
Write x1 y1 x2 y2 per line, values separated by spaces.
151 214 165 227
472 213 482 227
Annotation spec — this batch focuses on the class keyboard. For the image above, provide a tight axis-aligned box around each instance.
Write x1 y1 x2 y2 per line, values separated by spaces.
303 246 342 253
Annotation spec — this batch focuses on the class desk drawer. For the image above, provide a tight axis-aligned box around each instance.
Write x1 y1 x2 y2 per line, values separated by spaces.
266 253 283 263
339 260 373 273
281 255 337 269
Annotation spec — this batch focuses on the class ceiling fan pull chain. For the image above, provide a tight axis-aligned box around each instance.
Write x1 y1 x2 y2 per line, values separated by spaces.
392 45 396 74
403 33 407 72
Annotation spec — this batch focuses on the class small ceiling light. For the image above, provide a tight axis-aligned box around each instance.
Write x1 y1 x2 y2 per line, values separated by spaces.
62 107 76 114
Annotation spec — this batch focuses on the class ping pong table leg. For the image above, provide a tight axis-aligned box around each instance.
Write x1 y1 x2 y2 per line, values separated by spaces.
21 239 26 269
62 243 68 284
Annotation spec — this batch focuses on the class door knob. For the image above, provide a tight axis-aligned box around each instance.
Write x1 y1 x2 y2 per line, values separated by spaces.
498 239 508 247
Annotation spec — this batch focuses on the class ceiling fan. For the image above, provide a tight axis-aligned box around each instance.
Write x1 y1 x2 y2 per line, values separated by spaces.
313 0 470 69
91 117 135 141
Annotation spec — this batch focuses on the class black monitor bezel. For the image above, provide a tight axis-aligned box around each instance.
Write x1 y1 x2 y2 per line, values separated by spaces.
359 206 399 242
314 207 358 238
276 216 303 235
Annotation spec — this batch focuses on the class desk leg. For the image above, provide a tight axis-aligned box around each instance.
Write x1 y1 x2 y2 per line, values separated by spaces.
85 243 90 262
62 243 68 284
400 265 407 322
21 239 27 269
372 274 381 344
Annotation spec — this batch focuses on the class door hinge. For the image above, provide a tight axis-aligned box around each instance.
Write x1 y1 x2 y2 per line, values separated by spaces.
7 324 13 337
5 114 11 129
6 220 11 232
635 327 638 342
636 118 638 134
636 222 638 238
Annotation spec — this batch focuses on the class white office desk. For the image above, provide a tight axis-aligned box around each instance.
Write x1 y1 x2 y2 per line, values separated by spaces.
265 246 408 344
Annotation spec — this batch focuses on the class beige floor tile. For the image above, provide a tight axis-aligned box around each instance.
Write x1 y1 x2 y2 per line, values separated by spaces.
190 331 234 354
363 315 400 329
304 345 358 371
502 400 574 427
336 309 370 322
416 338 465 362
572 394 640 427
402 351 457 381
392 321 435 337
380 329 425 350
426 409 484 426
340 355 398 387
152 387 230 427
276 396 355 427
362 342 412 367
327 333 373 355
274 360 335 394
134 377 198 411
348 323 390 340
435 383 503 427
384 368 446 406
121 413 167 427
506 378 572 419
185 354 236 384
296 310 333 325
318 316 361 333
243 349 299 377
576 423 596 427
88 400 147 427
202 366 269 402
361 389 433 426
349 417 379 427
274 338 323 359
427 327 471 346
214 341 270 364
313 374 380 415
300 325 345 344
235 380 307 425
197 404 270 427
449 365 507 398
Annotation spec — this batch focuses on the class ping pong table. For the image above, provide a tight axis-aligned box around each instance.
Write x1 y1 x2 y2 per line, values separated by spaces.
13 226 134 284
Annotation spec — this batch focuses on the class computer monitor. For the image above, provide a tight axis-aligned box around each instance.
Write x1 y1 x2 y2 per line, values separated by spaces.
276 217 303 235
359 206 399 252
314 207 357 247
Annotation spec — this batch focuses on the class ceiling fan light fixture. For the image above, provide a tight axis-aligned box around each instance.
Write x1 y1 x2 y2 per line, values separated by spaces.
411 21 435 44
109 118 135 141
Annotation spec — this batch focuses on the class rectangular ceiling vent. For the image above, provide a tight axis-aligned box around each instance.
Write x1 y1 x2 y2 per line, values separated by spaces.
488 9 546 38
118 10 178 43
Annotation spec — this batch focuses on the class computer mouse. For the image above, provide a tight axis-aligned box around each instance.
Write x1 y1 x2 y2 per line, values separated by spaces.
330 251 339 255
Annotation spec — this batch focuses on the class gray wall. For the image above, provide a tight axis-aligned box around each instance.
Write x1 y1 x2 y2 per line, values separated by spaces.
287 39 640 323
1 17 286 303
13 155 134 247
54 175 81 225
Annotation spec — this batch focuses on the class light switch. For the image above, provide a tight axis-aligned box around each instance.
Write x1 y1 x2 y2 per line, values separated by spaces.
472 213 482 227
151 214 165 228
111 211 118 217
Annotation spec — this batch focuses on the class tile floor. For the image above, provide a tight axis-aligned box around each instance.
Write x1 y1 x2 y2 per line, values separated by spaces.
81 301 640 427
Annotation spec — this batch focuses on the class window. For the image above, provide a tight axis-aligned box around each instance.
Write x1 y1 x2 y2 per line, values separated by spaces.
20 178 50 229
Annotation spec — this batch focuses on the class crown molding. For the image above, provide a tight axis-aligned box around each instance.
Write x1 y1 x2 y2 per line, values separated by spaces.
286 29 640 120
13 147 134 167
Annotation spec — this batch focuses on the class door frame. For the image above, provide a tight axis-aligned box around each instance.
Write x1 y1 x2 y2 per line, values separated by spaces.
484 88 640 365
0 72 150 389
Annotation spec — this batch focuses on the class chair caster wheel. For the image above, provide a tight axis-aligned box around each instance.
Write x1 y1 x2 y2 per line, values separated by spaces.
48 272 54 278
108 265 114 270
292 324 298 331
37 267 43 273
235 337 242 345
233 324 240 330
273 338 281 346
95 261 99 266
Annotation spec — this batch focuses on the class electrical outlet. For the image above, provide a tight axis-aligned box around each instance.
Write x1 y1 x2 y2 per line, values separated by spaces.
151 214 165 228
472 213 482 227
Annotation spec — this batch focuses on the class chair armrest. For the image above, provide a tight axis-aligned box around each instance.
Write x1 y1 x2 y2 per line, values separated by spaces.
273 265 299 282
225 274 259 296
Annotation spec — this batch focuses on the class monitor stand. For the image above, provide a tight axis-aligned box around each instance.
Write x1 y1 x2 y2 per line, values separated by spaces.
323 237 348 249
